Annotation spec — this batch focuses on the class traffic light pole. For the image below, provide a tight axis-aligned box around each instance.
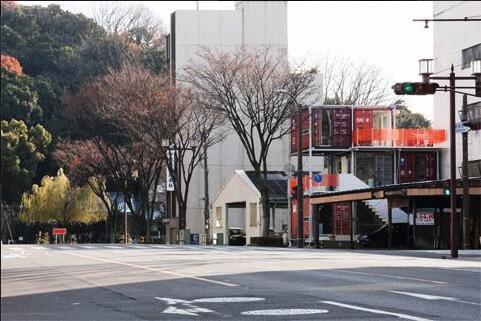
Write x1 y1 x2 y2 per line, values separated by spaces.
449 66 458 259
297 102 304 248
424 68 477 258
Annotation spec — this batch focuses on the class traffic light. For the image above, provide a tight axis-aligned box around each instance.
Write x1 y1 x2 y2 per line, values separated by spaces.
392 82 439 95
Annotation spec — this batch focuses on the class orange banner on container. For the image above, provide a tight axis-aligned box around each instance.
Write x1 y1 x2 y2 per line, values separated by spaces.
353 128 446 147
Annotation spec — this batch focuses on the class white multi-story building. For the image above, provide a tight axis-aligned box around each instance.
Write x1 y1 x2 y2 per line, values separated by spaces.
164 1 291 242
433 1 481 179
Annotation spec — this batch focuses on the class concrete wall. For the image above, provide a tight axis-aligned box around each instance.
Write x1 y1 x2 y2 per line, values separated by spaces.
433 1 481 179
171 1 290 235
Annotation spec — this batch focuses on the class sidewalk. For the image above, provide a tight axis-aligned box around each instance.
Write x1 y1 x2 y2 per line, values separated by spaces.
338 249 481 261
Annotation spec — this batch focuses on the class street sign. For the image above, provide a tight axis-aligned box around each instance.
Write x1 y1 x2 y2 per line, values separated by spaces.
455 122 470 133
52 228 67 235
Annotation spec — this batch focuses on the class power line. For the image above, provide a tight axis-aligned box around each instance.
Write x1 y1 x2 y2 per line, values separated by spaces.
433 1 468 17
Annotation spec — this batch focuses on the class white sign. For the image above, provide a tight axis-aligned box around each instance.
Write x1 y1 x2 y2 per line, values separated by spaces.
455 122 470 133
166 176 174 192
166 150 175 191
416 208 435 225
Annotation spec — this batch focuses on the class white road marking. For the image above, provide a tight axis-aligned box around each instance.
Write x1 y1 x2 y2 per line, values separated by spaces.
104 245 123 249
241 309 328 316
78 245 96 249
321 301 433 321
389 291 456 301
65 252 238 287
193 297 265 303
1 253 27 259
128 245 145 249
162 306 199 316
389 290 481 306
156 297 214 316
156 298 192 305
336 270 447 284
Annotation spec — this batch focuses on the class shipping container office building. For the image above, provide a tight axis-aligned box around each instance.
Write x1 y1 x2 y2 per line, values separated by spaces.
290 105 442 187
289 105 444 244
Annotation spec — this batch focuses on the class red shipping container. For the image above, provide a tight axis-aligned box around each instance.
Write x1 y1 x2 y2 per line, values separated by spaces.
399 152 437 183
332 108 352 148
290 110 310 153
332 202 351 235
353 109 373 146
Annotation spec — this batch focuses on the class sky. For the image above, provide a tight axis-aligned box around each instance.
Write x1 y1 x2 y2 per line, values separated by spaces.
20 1 435 120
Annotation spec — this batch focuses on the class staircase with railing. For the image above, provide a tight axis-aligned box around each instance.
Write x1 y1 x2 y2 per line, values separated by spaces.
338 174 408 224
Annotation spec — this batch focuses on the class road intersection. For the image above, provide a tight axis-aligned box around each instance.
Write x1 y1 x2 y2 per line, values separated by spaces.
1 244 480 320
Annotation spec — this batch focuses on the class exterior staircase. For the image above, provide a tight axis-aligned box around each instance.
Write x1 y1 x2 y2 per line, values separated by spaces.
338 174 408 224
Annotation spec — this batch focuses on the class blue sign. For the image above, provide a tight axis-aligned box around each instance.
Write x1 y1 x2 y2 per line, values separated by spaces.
314 174 323 183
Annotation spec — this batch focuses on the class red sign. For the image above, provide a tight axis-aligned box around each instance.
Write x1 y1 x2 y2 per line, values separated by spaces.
52 228 67 235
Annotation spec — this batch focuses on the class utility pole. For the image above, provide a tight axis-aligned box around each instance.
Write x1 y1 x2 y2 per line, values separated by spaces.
124 194 128 244
449 65 458 258
203 144 210 242
461 94 470 249
277 89 304 248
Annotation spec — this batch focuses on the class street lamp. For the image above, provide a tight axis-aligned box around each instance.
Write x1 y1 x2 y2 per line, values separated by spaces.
419 59 434 82
472 59 481 77
276 89 304 248
473 60 481 97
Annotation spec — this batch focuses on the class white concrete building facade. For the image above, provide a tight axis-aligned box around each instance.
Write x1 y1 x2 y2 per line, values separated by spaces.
165 1 290 240
433 1 481 179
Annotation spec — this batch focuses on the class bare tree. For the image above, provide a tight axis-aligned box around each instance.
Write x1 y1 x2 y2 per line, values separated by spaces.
91 1 165 48
182 49 319 238
319 55 392 105
69 64 224 233
60 67 166 241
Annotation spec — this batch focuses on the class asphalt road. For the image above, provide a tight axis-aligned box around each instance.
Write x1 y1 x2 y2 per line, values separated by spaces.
1 244 480 321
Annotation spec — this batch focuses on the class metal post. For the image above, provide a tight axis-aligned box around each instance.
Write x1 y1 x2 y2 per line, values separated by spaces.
124 196 128 244
297 102 304 248
308 105 313 245
388 206 392 250
462 94 470 249
449 65 458 258
412 199 417 249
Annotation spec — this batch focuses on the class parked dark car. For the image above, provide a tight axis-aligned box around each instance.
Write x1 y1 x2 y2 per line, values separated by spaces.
358 225 388 248
358 224 407 248
228 228 246 246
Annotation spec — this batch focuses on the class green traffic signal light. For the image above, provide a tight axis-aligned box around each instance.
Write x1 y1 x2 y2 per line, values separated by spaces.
403 83 414 94
444 188 451 196
392 82 439 95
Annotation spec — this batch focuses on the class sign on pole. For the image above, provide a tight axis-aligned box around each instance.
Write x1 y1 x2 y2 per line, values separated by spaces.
166 149 175 191
455 122 470 133
52 228 67 235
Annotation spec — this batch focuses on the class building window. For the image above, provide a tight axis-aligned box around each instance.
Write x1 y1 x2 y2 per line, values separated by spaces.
215 207 222 228
249 203 257 227
462 44 481 69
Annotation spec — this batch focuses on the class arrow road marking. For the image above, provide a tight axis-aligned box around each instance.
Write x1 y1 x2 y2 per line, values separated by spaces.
155 297 214 317
321 301 433 321
389 291 481 306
